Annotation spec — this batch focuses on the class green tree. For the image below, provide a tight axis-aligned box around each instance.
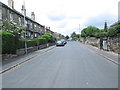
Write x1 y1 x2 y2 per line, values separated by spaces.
65 35 69 40
71 32 79 40
107 24 120 37
2 19 24 38
104 21 108 32
81 26 100 37
41 33 55 43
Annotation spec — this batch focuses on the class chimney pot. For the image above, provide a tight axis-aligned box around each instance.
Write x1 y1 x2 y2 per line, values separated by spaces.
31 12 35 21
8 0 14 9
21 5 26 15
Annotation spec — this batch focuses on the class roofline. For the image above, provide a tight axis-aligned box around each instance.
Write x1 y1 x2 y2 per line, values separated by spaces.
0 1 44 27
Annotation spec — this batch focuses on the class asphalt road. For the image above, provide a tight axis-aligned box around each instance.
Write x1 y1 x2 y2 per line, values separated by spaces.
2 41 118 88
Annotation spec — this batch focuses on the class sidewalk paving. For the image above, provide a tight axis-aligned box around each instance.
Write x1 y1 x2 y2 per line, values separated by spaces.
2 46 55 71
80 42 119 64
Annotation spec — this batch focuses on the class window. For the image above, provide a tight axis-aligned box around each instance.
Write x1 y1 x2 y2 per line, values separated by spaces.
18 17 21 25
0 9 1 20
30 23 33 29
10 12 13 21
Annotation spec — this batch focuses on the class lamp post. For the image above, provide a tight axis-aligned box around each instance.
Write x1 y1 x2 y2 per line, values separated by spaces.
23 0 27 54
79 24 80 39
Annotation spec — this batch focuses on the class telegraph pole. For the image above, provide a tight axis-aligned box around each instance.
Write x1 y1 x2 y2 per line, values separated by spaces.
23 0 27 54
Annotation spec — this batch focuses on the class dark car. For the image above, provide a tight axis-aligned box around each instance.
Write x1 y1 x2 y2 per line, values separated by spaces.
56 40 65 46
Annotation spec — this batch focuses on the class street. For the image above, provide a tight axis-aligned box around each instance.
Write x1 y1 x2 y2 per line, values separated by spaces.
2 41 118 88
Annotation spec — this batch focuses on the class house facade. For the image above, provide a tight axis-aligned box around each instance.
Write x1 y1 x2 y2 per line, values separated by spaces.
0 0 57 38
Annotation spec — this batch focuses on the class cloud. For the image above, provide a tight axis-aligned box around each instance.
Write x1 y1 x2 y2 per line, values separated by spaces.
56 23 67 28
1 0 119 36
83 13 117 29
47 14 66 21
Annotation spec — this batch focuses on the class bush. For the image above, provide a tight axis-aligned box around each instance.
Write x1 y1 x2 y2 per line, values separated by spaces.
0 30 17 54
35 38 47 45
17 38 47 49
95 31 108 38
41 33 55 43
108 24 120 37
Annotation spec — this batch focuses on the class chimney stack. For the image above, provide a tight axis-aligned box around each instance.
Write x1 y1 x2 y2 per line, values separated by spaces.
8 0 14 9
21 5 26 15
31 12 35 21
49 27 50 30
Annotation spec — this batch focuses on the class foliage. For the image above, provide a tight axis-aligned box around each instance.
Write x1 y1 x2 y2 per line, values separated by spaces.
41 33 55 43
65 35 69 40
71 32 80 40
81 26 100 37
95 31 108 38
17 38 47 49
0 30 17 54
108 24 120 37
104 21 108 32
2 19 24 38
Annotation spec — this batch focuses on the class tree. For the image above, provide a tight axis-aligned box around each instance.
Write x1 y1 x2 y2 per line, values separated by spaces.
2 19 24 38
104 21 108 32
71 32 80 40
81 26 100 37
108 24 120 37
65 35 69 40
41 33 55 43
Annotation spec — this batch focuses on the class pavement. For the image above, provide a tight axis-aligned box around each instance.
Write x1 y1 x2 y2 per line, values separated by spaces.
2 41 118 88
2 45 55 71
80 42 119 65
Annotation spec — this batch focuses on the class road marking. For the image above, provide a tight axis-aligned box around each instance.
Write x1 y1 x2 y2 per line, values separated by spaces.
0 46 56 75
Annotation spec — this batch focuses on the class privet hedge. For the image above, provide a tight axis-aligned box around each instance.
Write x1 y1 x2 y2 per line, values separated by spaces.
0 30 17 54
17 38 47 49
1 30 55 54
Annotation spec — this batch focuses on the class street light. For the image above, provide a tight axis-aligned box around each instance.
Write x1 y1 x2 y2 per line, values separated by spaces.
79 24 80 38
23 0 27 54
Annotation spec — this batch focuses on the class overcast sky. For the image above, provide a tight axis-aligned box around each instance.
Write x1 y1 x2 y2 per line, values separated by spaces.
1 0 119 35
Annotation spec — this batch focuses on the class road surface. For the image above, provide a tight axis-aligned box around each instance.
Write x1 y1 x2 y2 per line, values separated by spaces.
2 41 118 88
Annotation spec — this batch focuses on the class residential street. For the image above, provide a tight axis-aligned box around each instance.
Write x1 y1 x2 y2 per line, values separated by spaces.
2 41 118 88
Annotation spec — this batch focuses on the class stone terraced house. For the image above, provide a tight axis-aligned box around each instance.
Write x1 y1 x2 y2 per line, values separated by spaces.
0 0 59 38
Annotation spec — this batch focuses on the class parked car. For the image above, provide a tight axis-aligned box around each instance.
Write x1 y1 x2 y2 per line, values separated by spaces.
61 39 67 44
56 40 65 46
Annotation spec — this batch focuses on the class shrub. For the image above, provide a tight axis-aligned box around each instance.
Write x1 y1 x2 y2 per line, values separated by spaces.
41 33 55 43
108 24 120 37
95 31 108 38
0 30 17 54
17 38 47 49
35 38 47 45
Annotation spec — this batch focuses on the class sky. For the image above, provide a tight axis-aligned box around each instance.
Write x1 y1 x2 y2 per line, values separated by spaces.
1 0 119 36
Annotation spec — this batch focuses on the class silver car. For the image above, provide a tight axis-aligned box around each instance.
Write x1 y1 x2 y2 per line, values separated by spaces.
56 40 65 46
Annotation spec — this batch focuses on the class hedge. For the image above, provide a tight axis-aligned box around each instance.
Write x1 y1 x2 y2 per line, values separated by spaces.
17 38 47 49
0 30 17 54
1 30 53 54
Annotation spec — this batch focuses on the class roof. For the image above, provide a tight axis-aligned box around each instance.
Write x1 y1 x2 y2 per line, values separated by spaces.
0 1 44 27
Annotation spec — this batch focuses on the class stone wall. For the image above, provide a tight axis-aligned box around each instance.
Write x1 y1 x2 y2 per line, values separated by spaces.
108 36 120 53
80 36 120 53
80 38 100 48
